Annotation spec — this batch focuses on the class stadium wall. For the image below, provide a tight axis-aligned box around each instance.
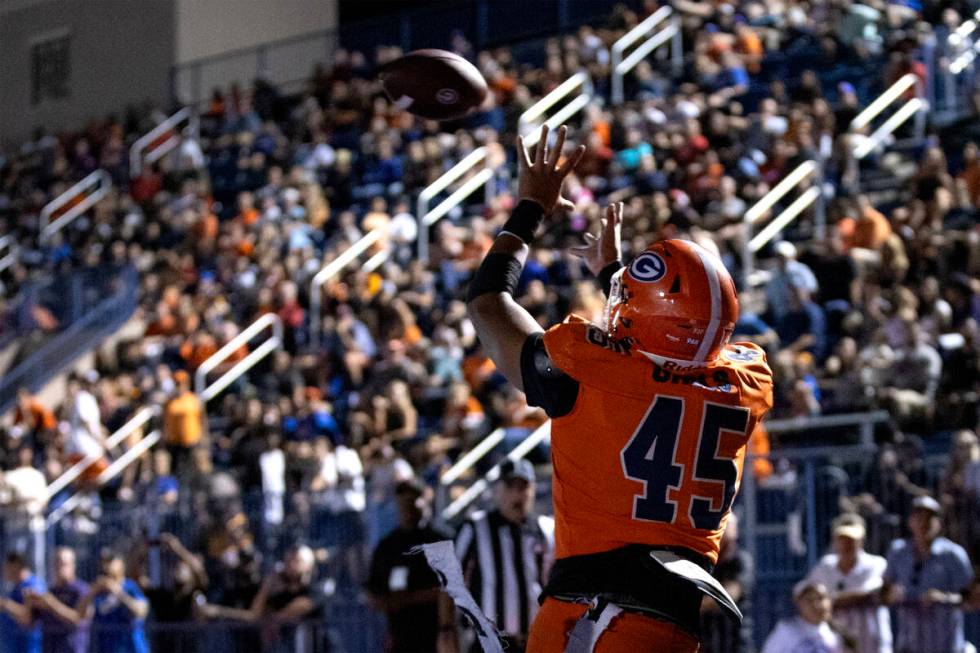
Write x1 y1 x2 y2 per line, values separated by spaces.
0 0 338 143
174 0 337 64
0 0 176 144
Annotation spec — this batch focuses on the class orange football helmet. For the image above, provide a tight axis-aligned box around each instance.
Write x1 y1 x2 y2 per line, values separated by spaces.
604 239 739 364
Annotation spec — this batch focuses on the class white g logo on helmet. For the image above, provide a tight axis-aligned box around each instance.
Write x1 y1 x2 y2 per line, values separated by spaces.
628 252 667 282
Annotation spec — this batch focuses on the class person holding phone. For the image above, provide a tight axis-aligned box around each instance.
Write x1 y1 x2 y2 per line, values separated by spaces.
78 552 149 653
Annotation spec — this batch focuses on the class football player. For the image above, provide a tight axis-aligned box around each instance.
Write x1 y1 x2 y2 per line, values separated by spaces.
465 124 773 653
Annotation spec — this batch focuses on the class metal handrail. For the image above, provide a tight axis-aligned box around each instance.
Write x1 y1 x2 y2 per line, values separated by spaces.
764 410 889 446
741 161 821 283
610 6 681 103
46 430 161 528
518 71 594 148
744 161 818 225
309 229 384 344
441 422 551 522
362 249 389 273
852 98 927 159
948 9 980 73
949 11 980 47
47 314 282 527
38 169 112 242
848 73 927 161
747 187 821 253
45 405 160 500
850 74 919 132
130 107 198 178
949 38 980 75
195 313 283 402
416 147 492 264
440 428 506 486
0 235 17 275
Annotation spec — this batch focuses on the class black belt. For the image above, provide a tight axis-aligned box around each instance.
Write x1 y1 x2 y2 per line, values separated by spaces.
548 592 700 639
542 545 709 638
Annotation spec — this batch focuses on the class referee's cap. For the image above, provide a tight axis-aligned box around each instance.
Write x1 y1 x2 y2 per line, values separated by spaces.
497 459 535 484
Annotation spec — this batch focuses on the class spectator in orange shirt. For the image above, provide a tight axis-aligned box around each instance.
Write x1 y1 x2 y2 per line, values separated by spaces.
462 345 497 395
441 382 486 442
849 195 892 251
163 370 206 478
144 304 179 337
958 142 980 207
235 191 259 226
179 333 219 371
13 388 57 446
735 21 764 74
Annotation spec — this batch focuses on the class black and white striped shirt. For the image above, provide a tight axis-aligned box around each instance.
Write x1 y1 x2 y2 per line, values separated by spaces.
455 509 554 638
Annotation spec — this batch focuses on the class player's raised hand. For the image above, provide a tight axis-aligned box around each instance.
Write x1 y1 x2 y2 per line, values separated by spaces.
516 124 585 215
569 201 623 276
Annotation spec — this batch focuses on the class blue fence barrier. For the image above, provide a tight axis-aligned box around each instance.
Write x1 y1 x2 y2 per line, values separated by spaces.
0 265 139 412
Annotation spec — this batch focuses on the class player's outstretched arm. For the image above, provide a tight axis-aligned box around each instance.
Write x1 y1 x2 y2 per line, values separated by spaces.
467 124 584 392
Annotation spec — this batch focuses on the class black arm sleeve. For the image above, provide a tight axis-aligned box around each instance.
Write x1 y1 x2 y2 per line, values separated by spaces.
520 333 580 418
597 260 624 296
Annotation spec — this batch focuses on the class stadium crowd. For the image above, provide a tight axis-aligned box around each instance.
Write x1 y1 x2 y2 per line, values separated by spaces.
0 0 979 650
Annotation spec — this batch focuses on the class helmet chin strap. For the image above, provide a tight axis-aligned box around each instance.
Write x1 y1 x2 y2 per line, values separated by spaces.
602 268 627 335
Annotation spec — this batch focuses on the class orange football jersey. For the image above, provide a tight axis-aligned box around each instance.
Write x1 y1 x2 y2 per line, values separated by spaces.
541 315 773 565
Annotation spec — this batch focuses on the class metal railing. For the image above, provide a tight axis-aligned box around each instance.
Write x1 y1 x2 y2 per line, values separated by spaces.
195 313 283 403
849 73 927 160
741 161 822 284
45 406 160 501
45 430 162 528
172 28 340 108
435 427 506 517
764 410 889 446
441 421 551 522
417 147 495 264
47 315 283 529
518 71 594 148
742 71 930 280
129 107 199 178
740 411 890 577
38 169 112 243
0 235 17 275
440 428 506 486
309 228 384 345
948 8 980 75
610 5 682 104
927 8 980 125
0 266 140 415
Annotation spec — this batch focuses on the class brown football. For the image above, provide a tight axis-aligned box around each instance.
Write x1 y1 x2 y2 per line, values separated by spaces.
378 49 488 121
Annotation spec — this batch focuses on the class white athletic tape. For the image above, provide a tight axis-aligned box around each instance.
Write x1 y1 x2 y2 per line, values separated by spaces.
563 601 623 653
411 541 505 653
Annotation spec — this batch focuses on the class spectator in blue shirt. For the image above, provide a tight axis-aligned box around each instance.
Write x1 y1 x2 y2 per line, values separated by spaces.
0 552 44 653
79 552 149 653
776 280 828 361
882 496 974 653
766 241 819 322
30 547 90 653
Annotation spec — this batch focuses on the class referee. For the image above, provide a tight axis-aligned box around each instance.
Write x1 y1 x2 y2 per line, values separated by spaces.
438 459 554 653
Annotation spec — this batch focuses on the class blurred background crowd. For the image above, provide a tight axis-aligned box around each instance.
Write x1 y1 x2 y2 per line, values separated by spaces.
1 0 980 650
